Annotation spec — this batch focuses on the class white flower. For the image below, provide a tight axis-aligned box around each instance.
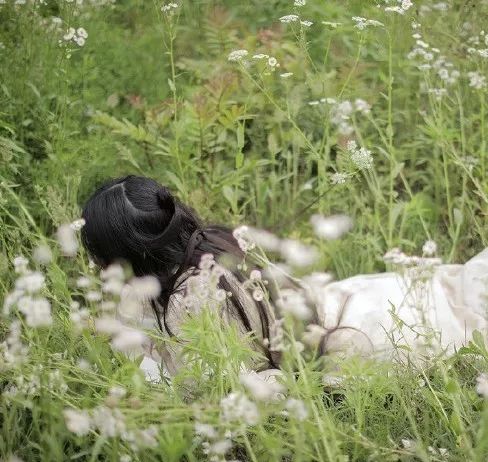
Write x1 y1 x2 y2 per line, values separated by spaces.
76 276 92 288
111 328 147 352
276 288 311 320
352 16 384 30
70 218 86 230
91 406 126 437
302 324 327 348
280 239 318 267
468 71 486 90
239 371 285 401
294 0 306 6
279 14 299 23
32 245 52 265
310 214 353 240
100 264 125 281
227 49 248 62
268 56 278 67
422 240 437 256
348 143 374 170
280 72 294 78
354 98 371 114
161 2 178 12
17 296 52 327
285 398 308 420
128 276 161 299
63 27 76 41
15 272 45 293
476 373 488 398
63 408 91 436
74 36 86 47
76 27 88 39
13 256 29 274
57 224 78 257
220 392 259 425
331 172 348 185
300 20 313 27
95 317 125 335
252 53 269 60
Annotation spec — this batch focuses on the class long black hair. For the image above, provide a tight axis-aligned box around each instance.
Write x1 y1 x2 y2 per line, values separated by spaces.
81 175 277 367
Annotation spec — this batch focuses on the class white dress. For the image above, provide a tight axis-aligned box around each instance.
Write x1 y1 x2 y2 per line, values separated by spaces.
123 249 488 381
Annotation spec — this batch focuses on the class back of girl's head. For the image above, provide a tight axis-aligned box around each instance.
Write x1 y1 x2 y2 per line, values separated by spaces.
81 175 201 277
81 175 275 367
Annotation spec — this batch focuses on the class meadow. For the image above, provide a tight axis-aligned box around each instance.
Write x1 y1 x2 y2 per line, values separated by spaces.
1 0 488 460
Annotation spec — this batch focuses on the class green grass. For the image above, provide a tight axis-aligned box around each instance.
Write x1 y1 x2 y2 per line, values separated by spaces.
1 0 488 460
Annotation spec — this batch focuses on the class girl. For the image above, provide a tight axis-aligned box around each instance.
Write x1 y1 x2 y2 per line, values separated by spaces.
81 175 488 380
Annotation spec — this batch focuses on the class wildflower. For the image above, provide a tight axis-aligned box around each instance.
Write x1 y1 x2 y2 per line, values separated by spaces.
294 0 306 6
57 224 78 257
352 16 384 30
285 398 308 420
95 317 125 334
15 272 45 293
331 172 348 185
128 276 161 299
32 244 52 265
76 276 92 288
280 239 318 267
402 438 415 449
91 406 126 437
111 328 146 352
476 373 488 398
220 392 259 425
86 290 102 302
161 2 178 12
279 14 299 23
468 71 486 90
252 53 269 60
233 225 256 252
239 371 285 401
300 20 313 27
17 296 52 327
70 218 86 230
354 98 371 114
276 288 311 320
347 142 374 170
63 27 76 41
310 214 353 240
227 49 248 62
302 324 327 348
13 256 29 274
280 72 293 78
422 240 437 256
100 263 125 281
195 423 218 439
252 288 264 301
63 408 91 436
322 21 342 28
268 56 278 67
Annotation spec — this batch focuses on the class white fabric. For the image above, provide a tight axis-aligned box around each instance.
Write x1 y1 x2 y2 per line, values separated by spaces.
127 249 488 381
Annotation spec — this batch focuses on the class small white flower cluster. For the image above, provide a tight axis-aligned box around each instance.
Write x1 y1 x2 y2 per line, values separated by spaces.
383 244 442 282
346 140 374 170
4 256 52 328
466 30 488 59
352 16 384 30
276 288 311 320
282 397 308 421
251 53 280 72
64 390 159 449
419 2 449 15
240 370 285 402
307 98 370 136
310 214 353 240
383 0 413 15
182 253 228 308
467 71 486 90
330 172 349 185
294 0 306 6
227 49 248 62
62 27 88 47
0 320 29 368
279 14 313 27
57 219 85 257
233 225 319 267
161 2 178 15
